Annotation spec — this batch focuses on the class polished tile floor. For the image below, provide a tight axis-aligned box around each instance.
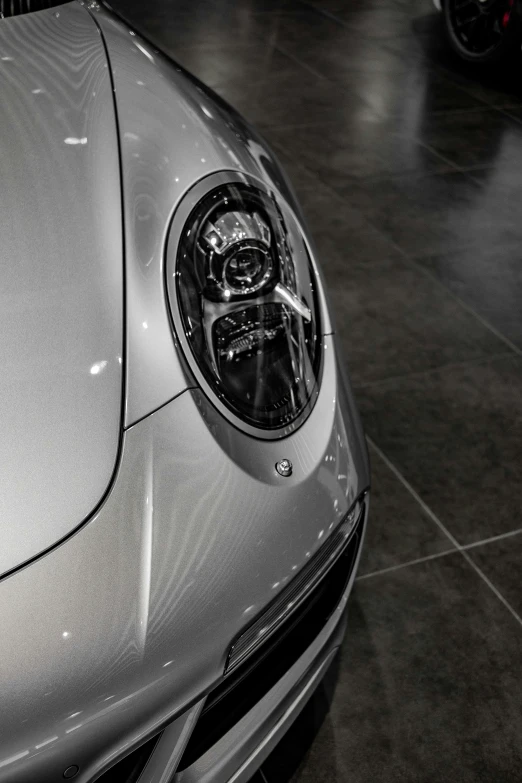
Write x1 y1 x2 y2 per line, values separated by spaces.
110 0 522 779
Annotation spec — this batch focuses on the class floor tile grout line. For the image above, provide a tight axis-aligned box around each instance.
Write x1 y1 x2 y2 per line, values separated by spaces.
268 138 468 187
366 437 522 628
414 139 464 174
298 0 348 25
275 44 329 81
498 106 522 125
268 121 509 180
353 351 516 391
431 104 512 116
367 436 461 547
396 250 522 359
260 119 357 132
409 132 501 179
461 527 522 550
282 151 522 207
432 61 522 115
260 115 509 132
274 43 387 118
450 161 518 174
411 105 498 117
357 526 522 582
272 64 500 128
460 551 522 629
356 548 458 581
429 67 503 113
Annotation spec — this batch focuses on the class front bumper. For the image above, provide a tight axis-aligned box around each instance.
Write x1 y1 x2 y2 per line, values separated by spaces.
0 336 369 783
140 501 367 783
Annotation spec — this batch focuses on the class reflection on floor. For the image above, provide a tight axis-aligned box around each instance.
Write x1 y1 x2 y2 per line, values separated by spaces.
108 0 522 779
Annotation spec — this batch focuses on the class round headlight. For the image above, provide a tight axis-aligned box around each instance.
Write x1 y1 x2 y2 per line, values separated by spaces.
171 181 322 434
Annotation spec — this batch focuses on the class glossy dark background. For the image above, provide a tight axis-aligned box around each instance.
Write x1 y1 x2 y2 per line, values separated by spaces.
108 0 522 779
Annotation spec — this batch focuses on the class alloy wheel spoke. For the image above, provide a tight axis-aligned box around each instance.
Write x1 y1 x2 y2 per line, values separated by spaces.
452 0 510 53
456 13 481 27
455 0 477 9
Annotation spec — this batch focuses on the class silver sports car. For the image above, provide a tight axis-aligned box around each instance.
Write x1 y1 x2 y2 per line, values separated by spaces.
0 1 370 782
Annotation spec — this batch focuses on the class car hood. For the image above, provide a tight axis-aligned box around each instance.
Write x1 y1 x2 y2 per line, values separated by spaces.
0 2 123 578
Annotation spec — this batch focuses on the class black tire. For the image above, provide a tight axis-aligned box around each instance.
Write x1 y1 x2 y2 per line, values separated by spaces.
443 0 522 64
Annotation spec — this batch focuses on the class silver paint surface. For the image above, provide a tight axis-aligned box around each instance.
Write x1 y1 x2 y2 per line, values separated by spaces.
0 336 368 782
0 3 370 781
95 6 331 427
0 2 123 577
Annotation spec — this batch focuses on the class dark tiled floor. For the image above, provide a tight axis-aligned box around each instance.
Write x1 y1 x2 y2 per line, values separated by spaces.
467 532 522 618
359 355 522 545
357 442 454 577
109 0 522 780
280 555 522 783
418 243 522 349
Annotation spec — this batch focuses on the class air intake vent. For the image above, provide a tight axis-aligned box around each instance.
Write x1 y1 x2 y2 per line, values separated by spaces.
226 499 364 673
0 0 69 18
177 502 365 771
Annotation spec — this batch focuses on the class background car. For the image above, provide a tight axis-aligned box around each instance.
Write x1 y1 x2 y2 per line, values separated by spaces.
436 0 522 63
0 1 369 782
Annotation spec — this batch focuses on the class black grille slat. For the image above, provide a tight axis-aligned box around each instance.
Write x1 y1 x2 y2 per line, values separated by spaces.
226 502 362 673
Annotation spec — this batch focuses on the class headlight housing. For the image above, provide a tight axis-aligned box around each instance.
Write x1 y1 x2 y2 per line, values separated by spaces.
167 176 323 437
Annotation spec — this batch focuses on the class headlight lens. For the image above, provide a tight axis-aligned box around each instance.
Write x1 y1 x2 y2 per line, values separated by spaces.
175 183 321 432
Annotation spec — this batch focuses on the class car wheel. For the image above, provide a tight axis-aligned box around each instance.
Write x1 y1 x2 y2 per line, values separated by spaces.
443 0 522 63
